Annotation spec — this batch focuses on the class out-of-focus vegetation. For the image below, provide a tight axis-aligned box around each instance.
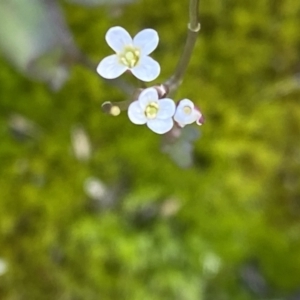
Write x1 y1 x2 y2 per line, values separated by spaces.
1 0 300 299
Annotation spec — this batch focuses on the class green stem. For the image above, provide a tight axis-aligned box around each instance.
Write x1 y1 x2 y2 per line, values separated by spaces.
101 99 133 116
164 0 200 95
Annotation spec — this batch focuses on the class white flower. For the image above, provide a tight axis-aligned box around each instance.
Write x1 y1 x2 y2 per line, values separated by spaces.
174 99 203 127
97 26 160 82
128 87 176 134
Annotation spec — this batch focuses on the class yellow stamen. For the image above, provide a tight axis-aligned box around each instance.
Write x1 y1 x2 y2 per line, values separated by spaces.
183 106 192 114
119 47 140 68
110 106 121 116
145 102 159 119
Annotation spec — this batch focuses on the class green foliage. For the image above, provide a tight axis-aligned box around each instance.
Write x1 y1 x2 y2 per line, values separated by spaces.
1 0 300 299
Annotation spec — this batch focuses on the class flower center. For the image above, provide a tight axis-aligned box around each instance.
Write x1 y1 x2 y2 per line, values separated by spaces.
183 106 192 114
119 47 140 68
145 102 159 119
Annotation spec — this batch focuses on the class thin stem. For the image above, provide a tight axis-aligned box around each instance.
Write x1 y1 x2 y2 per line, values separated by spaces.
189 0 200 30
101 88 143 115
164 0 200 94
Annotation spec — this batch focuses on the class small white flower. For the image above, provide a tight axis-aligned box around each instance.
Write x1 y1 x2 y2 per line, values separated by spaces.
97 26 160 82
174 99 203 127
128 87 176 134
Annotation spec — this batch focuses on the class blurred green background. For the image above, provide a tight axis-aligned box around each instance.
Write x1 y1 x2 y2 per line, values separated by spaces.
1 0 300 299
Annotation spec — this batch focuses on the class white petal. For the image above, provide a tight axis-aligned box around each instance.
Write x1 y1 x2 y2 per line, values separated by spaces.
105 26 132 53
174 108 195 126
96 55 127 79
133 29 159 55
131 56 160 82
138 87 159 110
128 101 147 125
174 99 202 126
178 99 194 109
147 118 173 134
156 98 176 119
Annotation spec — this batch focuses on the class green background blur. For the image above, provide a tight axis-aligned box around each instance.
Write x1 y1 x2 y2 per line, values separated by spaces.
1 0 300 299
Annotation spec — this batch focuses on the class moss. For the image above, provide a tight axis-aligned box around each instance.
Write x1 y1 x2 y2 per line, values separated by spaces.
1 0 300 299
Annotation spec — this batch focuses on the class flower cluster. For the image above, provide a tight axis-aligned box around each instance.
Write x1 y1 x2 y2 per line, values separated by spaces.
128 88 202 134
97 26 203 134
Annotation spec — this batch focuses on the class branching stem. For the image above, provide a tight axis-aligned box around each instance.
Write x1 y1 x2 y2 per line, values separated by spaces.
81 0 200 115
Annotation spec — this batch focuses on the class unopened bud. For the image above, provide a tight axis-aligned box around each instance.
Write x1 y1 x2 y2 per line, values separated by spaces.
110 106 121 116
